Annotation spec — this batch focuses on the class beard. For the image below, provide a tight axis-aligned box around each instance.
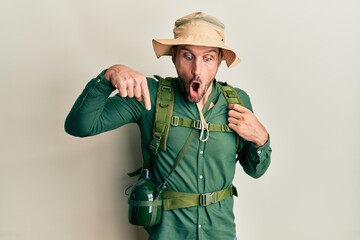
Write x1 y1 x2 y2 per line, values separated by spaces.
179 76 213 103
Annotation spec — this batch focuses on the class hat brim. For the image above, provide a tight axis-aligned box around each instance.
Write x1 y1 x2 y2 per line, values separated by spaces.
152 38 240 68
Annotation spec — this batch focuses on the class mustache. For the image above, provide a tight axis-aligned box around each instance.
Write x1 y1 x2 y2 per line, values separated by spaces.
190 76 201 83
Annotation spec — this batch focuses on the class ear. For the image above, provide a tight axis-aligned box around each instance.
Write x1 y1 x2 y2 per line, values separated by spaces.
218 58 222 67
218 49 223 66
171 46 176 64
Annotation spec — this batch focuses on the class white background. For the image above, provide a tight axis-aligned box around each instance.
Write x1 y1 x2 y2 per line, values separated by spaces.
1 0 359 239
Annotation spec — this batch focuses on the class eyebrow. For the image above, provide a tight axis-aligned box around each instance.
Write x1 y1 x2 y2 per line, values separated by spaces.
179 46 219 54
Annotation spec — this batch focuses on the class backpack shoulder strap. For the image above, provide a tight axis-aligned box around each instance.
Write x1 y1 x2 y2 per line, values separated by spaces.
149 75 175 156
218 81 244 106
128 75 174 177
218 81 245 155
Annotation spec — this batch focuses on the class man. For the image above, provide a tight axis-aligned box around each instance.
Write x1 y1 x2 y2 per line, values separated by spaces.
65 12 271 240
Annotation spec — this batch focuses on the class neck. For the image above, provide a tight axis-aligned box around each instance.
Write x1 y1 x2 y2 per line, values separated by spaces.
197 83 213 112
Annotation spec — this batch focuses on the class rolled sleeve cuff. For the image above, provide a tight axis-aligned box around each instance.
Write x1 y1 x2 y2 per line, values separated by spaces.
91 69 116 94
248 135 271 162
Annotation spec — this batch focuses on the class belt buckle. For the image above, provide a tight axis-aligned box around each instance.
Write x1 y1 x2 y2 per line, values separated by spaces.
199 192 215 206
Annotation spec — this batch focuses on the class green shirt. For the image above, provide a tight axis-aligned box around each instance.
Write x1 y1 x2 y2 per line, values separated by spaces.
65 71 272 240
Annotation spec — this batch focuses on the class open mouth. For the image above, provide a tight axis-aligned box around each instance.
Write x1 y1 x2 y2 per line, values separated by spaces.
189 81 202 98
191 81 200 92
188 81 202 102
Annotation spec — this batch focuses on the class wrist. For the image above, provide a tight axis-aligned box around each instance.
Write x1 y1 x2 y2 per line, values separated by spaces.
254 133 268 147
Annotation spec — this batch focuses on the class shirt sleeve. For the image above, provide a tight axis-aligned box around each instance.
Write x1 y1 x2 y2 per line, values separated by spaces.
234 87 272 178
64 70 145 137
238 137 272 178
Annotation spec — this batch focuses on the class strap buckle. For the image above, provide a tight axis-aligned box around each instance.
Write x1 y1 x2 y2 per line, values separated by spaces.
191 120 202 130
199 192 216 206
162 85 172 92
150 133 161 155
171 116 180 126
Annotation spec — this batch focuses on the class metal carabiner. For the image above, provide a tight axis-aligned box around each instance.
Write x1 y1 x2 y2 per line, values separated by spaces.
199 125 209 142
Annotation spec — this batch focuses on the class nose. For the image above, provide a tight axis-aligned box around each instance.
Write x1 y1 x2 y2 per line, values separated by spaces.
192 58 202 77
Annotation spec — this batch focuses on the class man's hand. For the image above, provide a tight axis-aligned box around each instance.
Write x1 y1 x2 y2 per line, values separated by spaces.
228 104 268 147
104 64 151 110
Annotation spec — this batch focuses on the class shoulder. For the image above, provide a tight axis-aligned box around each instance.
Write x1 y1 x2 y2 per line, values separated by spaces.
146 76 178 108
146 76 160 94
217 81 253 111
233 87 250 102
233 87 253 111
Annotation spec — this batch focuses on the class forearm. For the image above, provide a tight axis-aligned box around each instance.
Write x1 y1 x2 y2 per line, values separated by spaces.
238 136 272 178
64 71 118 137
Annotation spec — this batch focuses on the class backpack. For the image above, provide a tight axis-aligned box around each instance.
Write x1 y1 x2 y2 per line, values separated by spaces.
149 76 244 170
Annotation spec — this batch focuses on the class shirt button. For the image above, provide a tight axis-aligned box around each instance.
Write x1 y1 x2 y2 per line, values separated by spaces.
199 175 203 180
97 79 101 83
257 150 262 155
200 151 203 155
198 224 202 228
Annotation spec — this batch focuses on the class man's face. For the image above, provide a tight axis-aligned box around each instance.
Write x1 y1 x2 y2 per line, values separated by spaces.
172 45 222 103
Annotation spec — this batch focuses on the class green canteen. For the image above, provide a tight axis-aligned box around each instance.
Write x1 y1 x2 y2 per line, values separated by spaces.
128 169 162 226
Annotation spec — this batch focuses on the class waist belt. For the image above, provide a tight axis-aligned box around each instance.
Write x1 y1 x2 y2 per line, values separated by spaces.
161 185 237 210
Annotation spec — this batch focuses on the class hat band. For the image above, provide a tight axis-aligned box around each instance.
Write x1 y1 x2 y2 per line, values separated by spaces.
173 21 225 45
175 16 225 30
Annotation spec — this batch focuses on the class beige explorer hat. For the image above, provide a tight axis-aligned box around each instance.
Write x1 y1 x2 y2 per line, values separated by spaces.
152 12 240 68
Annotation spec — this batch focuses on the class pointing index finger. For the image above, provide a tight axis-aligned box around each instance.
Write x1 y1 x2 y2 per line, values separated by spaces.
141 78 151 111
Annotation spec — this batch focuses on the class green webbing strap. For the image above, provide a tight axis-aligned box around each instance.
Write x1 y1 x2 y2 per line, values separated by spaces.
128 198 163 226
218 81 245 154
218 81 244 106
150 198 161 226
158 129 197 192
171 116 233 132
128 199 163 207
161 185 238 210
150 76 174 156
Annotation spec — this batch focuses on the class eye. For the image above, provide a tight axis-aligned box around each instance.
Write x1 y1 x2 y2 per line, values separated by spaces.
183 53 194 61
204 56 214 62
